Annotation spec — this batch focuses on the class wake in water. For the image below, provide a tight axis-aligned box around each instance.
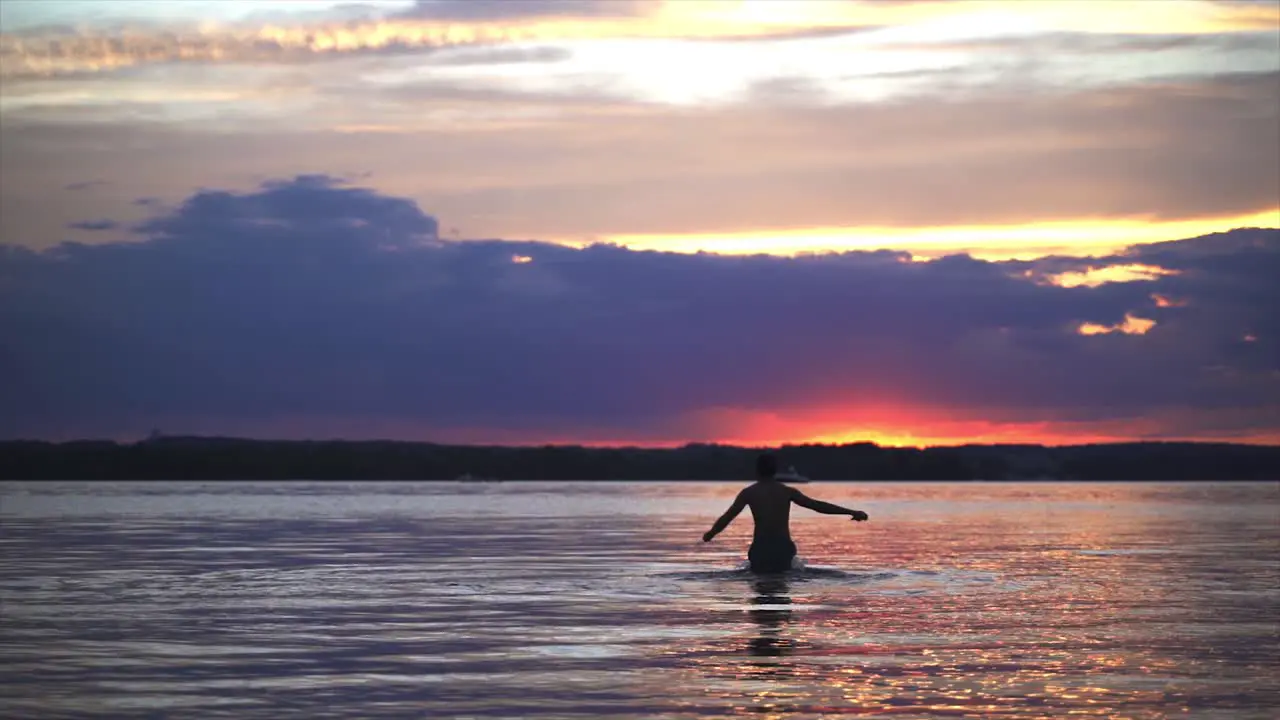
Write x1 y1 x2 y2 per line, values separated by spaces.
653 560 1003 598
657 561 898 584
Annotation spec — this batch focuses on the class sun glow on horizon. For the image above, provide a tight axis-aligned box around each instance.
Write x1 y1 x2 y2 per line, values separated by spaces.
592 210 1280 260
83 402 1280 449
684 403 1280 449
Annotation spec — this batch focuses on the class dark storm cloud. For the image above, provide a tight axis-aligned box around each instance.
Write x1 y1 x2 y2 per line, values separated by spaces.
1121 229 1280 371
2 177 1276 441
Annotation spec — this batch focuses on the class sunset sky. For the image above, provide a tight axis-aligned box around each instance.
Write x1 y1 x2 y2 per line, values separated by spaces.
2 0 1278 446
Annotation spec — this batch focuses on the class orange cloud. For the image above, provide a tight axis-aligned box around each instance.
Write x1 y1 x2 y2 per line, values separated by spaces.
1078 314 1156 336
1045 263 1179 289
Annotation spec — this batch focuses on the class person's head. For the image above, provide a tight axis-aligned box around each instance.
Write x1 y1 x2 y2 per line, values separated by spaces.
755 452 778 479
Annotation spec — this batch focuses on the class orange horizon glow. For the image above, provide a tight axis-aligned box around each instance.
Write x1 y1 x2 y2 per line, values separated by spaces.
468 425 1280 450
691 412 1151 450
128 405 1280 449
592 210 1280 260
546 404 1280 449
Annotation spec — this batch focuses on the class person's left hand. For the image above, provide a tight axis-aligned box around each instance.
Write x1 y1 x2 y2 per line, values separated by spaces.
850 510 869 522
702 531 715 542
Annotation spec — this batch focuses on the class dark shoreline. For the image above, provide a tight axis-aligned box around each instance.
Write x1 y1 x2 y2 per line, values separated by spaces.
2 436 1278 481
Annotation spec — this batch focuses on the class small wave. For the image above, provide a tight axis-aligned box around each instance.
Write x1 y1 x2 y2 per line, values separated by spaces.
1075 548 1171 556
655 565 899 584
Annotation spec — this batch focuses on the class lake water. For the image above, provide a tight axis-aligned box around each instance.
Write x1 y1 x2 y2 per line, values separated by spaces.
1 481 1277 719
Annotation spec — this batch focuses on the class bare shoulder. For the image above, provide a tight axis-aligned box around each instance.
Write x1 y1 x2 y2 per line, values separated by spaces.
787 485 814 505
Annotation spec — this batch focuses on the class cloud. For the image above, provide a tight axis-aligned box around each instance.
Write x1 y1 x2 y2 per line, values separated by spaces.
0 1 694 81
3 69 1274 254
423 44 574 66
401 0 659 21
2 0 1274 81
2 176 1276 443
63 180 106 191
135 174 440 242
0 14 582 81
67 220 118 231
0 22 451 80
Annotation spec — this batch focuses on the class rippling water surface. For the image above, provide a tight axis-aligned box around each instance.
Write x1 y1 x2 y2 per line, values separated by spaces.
2 481 1278 719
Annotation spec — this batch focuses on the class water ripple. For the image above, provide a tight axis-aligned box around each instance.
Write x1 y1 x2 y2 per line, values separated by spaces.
2 481 1277 718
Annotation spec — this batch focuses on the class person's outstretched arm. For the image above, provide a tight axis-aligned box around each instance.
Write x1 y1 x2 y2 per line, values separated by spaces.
703 491 747 542
792 489 869 521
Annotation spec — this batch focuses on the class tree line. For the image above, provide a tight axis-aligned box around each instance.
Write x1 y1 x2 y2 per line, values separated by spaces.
1 436 1278 481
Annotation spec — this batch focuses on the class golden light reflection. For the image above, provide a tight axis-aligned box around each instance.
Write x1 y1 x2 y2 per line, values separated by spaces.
666 504 1273 716
594 210 1280 261
511 254 533 264
659 483 1224 718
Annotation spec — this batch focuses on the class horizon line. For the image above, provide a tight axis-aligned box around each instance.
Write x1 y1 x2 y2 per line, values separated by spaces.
6 435 1278 451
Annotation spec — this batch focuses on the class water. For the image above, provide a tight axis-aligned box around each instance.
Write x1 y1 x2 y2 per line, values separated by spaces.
1 481 1277 719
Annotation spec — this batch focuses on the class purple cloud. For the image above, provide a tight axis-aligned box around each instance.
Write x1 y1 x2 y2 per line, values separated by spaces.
2 176 1276 442
67 220 118 231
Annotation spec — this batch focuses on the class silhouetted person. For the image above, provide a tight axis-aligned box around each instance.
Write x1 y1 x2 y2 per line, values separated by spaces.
702 453 868 572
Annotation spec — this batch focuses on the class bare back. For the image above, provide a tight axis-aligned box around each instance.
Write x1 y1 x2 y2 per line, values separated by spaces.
741 480 800 540
702 474 865 548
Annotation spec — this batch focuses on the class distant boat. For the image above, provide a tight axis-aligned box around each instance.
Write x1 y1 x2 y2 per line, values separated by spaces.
776 465 811 483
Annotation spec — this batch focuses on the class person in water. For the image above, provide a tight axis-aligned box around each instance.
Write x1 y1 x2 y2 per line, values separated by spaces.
702 453 869 572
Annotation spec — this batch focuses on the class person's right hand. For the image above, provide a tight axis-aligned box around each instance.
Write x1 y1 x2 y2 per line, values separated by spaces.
850 510 869 522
